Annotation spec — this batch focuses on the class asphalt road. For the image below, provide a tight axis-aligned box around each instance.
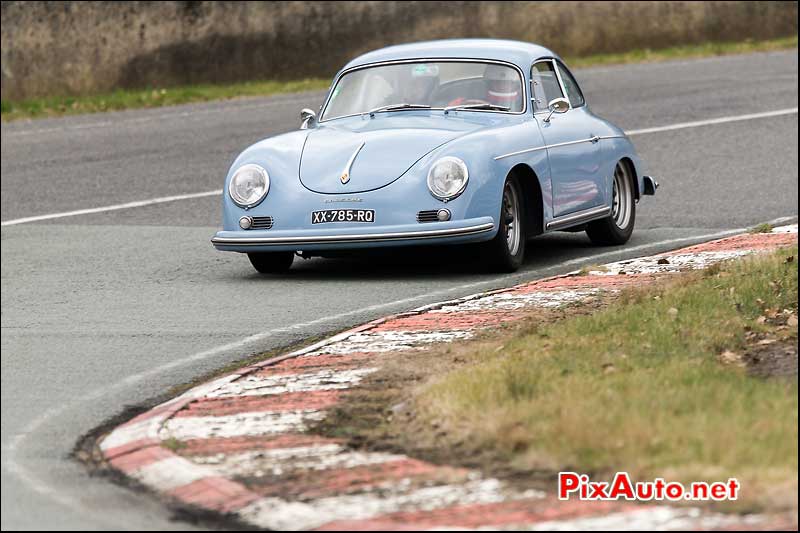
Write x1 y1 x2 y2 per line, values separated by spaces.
1 50 798 530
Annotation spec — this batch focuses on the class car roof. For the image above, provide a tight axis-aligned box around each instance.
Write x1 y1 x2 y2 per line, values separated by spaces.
343 39 560 72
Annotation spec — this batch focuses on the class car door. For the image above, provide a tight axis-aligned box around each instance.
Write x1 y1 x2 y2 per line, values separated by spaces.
531 60 603 218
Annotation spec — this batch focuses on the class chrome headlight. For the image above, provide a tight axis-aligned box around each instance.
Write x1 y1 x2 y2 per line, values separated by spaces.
228 164 270 208
427 156 468 201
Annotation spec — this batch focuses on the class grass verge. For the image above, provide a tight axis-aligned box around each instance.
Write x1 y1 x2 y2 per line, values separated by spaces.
0 78 329 122
750 222 775 234
2 37 796 122
317 247 798 514
565 35 798 68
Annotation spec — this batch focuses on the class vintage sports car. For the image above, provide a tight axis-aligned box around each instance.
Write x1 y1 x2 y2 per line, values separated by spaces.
212 39 657 273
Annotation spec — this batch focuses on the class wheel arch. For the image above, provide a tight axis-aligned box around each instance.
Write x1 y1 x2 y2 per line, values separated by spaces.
619 156 640 201
507 163 544 237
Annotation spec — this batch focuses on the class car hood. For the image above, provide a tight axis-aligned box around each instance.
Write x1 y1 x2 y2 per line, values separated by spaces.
298 115 483 194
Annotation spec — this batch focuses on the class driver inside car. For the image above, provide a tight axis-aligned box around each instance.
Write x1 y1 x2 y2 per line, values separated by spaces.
447 64 521 110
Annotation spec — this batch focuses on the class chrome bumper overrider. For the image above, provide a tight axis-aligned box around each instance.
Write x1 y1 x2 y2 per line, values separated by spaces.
211 221 495 249
643 175 659 196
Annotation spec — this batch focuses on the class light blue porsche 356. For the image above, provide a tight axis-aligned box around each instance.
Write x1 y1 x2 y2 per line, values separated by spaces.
212 39 657 273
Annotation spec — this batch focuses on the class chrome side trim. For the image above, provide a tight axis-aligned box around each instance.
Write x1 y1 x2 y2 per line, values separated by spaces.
546 205 611 231
494 141 544 161
493 145 547 160
211 222 495 247
494 137 593 160
493 133 627 161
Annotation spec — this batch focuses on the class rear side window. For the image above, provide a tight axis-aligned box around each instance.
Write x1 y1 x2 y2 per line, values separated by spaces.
530 61 563 112
555 62 585 108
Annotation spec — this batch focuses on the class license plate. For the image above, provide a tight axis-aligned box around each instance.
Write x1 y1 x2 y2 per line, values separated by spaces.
311 209 375 224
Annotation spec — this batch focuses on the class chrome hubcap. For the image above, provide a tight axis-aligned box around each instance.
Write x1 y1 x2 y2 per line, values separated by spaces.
611 164 632 229
503 183 521 255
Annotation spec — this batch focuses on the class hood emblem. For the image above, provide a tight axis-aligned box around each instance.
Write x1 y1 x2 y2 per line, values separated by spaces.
340 141 366 185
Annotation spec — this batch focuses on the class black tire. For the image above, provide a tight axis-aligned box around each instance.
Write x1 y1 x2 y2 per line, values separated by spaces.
247 251 294 274
482 176 526 272
586 161 636 245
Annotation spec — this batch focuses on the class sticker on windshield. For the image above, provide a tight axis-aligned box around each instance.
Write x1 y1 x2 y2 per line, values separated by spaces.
412 64 439 77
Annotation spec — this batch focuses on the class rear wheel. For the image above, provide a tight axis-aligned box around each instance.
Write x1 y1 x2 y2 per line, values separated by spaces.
586 161 636 245
482 176 526 272
247 251 294 274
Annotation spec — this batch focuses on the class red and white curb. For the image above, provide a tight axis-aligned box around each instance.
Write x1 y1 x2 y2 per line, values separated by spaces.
100 225 797 531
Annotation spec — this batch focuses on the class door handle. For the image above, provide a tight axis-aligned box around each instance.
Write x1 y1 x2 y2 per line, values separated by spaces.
589 135 600 144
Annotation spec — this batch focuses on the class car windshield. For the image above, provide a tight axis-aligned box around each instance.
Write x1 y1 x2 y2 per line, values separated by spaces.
321 61 524 120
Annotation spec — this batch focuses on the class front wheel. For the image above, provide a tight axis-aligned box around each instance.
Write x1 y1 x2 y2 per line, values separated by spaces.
482 176 526 272
586 161 636 245
248 251 294 274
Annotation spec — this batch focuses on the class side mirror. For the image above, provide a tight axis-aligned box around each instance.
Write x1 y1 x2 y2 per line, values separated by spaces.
544 98 570 123
300 108 317 129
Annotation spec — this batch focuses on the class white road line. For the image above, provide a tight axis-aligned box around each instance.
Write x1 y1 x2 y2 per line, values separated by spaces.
1 107 797 227
626 107 797 136
1 93 322 138
0 189 221 226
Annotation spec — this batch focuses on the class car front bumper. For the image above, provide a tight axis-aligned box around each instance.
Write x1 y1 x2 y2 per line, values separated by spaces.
211 217 496 253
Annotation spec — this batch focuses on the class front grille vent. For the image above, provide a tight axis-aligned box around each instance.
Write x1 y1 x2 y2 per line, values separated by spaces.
416 210 440 223
250 216 274 229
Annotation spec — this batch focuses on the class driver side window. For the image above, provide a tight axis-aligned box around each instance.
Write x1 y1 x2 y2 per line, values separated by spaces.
530 61 563 112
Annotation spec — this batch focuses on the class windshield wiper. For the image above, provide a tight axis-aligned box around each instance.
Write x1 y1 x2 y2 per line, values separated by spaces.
444 103 510 113
366 103 431 117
